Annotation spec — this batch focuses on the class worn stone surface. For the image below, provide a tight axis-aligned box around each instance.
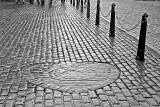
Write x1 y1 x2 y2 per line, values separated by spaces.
89 0 160 51
0 0 160 107
21 62 120 93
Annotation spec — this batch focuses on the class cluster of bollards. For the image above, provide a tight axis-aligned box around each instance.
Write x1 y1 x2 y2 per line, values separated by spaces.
70 0 148 62
108 4 148 62
27 0 53 7
16 0 45 6
15 0 25 5
70 0 84 12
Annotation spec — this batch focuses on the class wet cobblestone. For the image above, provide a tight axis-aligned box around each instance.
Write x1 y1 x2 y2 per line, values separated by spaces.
0 0 160 107
89 0 160 52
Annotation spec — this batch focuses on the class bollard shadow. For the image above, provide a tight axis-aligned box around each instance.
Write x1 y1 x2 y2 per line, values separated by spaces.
95 26 100 39
94 26 115 54
135 60 146 85
76 5 79 9
109 37 115 54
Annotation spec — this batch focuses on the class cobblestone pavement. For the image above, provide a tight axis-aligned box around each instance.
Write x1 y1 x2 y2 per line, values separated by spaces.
0 1 160 107
89 0 160 52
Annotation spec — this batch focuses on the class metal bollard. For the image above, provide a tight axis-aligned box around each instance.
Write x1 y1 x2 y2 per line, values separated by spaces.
73 0 75 6
29 0 33 4
76 0 79 9
49 0 52 7
87 0 90 18
37 0 40 4
81 0 83 12
70 0 72 4
136 13 148 61
41 0 44 6
109 3 116 37
95 0 100 25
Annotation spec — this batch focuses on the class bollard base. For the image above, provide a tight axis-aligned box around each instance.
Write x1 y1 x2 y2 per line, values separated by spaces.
109 33 115 37
95 23 99 26
136 49 145 61
136 56 145 61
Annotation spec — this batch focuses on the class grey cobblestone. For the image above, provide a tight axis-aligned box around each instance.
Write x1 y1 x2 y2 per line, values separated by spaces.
35 96 43 103
81 95 90 103
45 99 54 106
34 103 43 107
0 1 160 107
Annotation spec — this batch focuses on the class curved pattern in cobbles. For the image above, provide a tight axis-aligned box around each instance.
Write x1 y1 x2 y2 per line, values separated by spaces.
21 62 120 93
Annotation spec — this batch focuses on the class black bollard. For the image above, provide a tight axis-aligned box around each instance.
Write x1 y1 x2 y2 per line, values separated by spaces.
87 0 90 18
73 0 75 6
70 0 72 4
49 0 52 7
31 0 34 4
95 0 100 25
41 0 44 6
21 0 25 5
109 3 116 37
81 0 83 13
51 0 53 6
37 0 40 4
136 13 148 61
61 0 65 4
76 0 79 9
29 0 32 4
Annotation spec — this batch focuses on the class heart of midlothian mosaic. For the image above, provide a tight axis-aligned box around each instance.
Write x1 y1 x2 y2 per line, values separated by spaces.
21 62 120 93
